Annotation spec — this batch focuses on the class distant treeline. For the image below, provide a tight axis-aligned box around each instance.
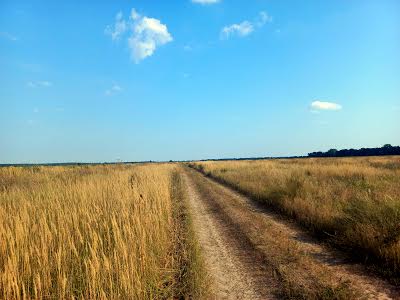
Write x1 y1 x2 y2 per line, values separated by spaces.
308 144 400 157
2 144 399 167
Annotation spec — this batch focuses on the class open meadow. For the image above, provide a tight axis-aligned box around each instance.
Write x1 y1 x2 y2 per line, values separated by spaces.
0 164 205 299
190 156 400 280
1 157 400 299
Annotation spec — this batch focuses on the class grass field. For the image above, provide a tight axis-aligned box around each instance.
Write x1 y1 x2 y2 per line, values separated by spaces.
189 156 400 280
0 164 206 299
1 157 399 299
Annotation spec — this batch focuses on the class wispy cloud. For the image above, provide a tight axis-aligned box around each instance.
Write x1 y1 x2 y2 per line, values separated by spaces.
105 84 122 96
310 100 342 111
105 9 173 63
27 81 52 88
256 11 273 27
191 0 221 4
104 11 127 41
0 31 18 41
221 11 272 40
221 21 254 39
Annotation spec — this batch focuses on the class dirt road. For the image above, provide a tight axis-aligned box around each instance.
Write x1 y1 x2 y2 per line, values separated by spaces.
182 167 399 299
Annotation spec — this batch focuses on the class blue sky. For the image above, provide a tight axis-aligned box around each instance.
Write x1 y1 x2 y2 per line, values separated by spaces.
1 0 399 163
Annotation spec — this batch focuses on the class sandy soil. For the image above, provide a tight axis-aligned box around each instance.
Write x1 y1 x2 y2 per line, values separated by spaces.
182 169 277 299
182 167 400 299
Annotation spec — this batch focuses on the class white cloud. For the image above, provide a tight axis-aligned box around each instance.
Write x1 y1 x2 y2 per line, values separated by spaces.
105 8 173 63
256 11 272 27
221 11 272 40
129 16 173 63
0 31 18 41
221 21 254 39
104 11 127 41
27 81 52 88
105 84 122 96
310 101 342 111
192 0 220 4
130 8 140 21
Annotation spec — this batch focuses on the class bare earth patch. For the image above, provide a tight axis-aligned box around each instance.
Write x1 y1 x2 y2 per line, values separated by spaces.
182 170 277 299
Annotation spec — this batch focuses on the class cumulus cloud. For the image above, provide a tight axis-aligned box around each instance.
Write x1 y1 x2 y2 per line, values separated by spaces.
191 0 220 4
27 81 52 88
221 11 272 39
310 101 342 111
129 16 173 63
105 84 122 96
105 8 173 63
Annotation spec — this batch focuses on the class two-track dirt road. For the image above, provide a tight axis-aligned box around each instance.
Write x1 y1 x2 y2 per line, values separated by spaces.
182 167 399 299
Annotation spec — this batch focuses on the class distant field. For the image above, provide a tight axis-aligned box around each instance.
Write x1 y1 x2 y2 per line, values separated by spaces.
0 164 205 299
190 156 400 279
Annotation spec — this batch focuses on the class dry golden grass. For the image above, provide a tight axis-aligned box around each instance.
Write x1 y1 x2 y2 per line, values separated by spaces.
186 168 361 299
0 164 205 299
190 156 400 280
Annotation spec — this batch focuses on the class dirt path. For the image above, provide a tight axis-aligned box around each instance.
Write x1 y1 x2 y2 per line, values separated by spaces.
182 168 277 299
182 167 400 299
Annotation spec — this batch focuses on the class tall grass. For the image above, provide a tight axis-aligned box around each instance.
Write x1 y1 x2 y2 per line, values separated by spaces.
190 156 400 280
0 164 205 299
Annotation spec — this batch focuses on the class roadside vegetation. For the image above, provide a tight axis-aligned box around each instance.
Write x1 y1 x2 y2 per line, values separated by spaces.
186 168 362 299
0 164 206 299
189 156 400 282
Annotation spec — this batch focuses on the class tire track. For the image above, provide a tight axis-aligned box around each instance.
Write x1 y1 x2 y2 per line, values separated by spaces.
182 170 278 299
182 167 399 299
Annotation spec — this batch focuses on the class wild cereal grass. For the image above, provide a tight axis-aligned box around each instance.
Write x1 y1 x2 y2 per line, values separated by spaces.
0 163 205 299
190 156 400 279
